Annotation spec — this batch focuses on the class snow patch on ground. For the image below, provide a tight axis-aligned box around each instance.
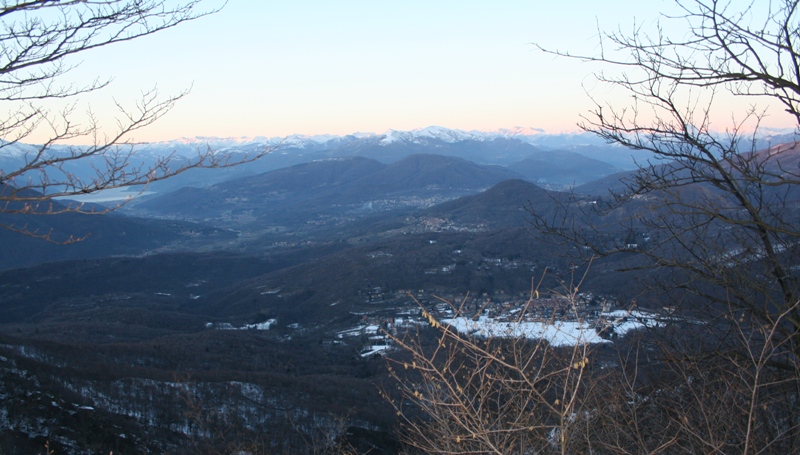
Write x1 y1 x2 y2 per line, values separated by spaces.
207 319 277 331
443 311 662 346
443 317 609 346
360 345 391 357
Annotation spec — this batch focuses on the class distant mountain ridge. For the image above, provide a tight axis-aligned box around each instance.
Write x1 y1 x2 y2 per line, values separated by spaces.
140 126 600 151
509 150 620 186
422 179 554 229
5 125 798 204
142 125 800 152
2 125 797 167
134 154 525 225
0 189 236 270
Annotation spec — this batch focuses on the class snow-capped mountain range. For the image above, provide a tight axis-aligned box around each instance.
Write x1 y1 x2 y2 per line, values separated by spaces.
2 125 798 158
140 124 800 156
3 125 799 197
145 126 601 151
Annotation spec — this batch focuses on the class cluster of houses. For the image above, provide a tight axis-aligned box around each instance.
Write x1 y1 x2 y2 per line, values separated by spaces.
207 281 663 356
331 288 645 357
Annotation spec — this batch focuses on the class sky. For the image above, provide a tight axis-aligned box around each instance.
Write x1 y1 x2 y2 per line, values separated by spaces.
28 0 798 143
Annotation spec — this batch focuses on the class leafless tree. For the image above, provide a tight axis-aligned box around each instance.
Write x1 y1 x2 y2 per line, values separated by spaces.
529 0 800 360
542 0 800 451
533 0 800 449
386 280 613 455
389 282 800 454
390 1 800 453
0 1 270 239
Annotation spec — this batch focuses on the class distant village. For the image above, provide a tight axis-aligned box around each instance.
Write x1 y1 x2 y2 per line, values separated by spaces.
206 226 671 357
333 287 668 357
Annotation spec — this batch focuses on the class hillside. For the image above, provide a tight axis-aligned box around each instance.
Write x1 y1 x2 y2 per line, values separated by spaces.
132 154 526 231
508 150 621 187
5 135 760 453
34 128 628 200
0 186 235 270
422 179 555 228
0 166 689 453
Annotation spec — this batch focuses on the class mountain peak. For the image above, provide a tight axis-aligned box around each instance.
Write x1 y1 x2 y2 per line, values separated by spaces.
378 126 489 145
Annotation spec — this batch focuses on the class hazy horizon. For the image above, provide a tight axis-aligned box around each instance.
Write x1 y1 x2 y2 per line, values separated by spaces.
18 0 793 145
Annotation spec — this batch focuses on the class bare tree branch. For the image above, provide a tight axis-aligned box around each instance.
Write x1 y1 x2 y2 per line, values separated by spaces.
0 1 273 242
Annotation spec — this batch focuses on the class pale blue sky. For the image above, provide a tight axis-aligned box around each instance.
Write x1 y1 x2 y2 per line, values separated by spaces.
45 0 793 143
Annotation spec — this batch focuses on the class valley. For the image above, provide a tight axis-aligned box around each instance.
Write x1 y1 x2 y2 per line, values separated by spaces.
2 0 799 452
1 127 798 454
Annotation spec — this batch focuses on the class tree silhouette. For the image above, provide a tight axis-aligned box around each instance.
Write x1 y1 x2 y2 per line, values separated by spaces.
394 1 800 453
0 1 270 240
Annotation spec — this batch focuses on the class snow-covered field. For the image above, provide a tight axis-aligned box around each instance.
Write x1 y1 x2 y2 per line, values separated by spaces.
208 319 277 331
443 311 660 346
